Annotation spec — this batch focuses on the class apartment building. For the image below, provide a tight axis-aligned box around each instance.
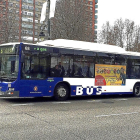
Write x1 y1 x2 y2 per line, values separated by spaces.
0 0 98 44
0 0 8 44
86 0 98 42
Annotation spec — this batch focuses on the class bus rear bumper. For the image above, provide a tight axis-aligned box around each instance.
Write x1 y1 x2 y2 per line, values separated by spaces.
0 91 19 97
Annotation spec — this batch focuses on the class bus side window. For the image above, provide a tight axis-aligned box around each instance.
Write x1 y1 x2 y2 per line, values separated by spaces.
21 54 50 79
127 56 140 79
73 56 84 78
65 57 74 77
50 56 60 77
50 55 67 77
115 54 126 65
96 52 115 65
73 55 94 78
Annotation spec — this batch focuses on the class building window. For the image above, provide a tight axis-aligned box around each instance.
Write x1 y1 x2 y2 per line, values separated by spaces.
16 4 19 8
9 2 13 6
95 5 98 8
22 17 28 22
35 14 38 18
95 10 98 14
15 36 19 39
22 30 27 34
35 8 38 11
22 11 27 15
22 24 33 29
95 15 98 19
95 0 98 4
35 26 38 29
28 30 33 35
94 25 97 29
94 20 98 24
28 0 33 4
15 17 19 20
27 12 33 16
35 20 38 23
29 6 33 10
90 2 93 5
94 31 97 34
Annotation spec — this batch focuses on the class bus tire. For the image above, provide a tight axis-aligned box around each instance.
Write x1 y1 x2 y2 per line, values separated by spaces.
133 83 140 97
54 83 69 101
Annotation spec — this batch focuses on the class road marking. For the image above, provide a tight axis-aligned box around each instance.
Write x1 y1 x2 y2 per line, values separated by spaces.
12 103 34 106
87 100 102 103
113 99 128 101
95 112 139 118
87 99 128 103
52 102 71 104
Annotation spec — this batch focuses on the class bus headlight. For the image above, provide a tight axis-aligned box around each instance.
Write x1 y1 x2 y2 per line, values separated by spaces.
9 88 14 91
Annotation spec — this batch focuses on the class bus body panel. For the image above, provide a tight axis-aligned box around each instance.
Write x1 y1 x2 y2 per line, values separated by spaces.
0 76 139 98
0 81 19 97
64 78 138 96
18 78 63 97
0 78 63 97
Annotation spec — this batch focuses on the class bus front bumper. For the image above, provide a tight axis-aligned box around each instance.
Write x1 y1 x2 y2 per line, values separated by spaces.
0 91 19 97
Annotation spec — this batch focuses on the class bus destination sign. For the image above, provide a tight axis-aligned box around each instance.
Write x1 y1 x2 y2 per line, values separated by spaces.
33 47 47 52
24 45 47 53
0 46 15 54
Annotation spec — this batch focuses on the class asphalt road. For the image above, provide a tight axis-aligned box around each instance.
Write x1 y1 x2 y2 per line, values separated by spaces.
0 95 140 140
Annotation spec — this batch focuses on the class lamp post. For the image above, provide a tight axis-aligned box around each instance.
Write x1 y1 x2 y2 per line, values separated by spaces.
39 0 51 41
48 0 51 40
39 24 46 41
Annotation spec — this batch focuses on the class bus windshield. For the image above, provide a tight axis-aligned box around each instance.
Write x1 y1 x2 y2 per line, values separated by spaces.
0 45 19 82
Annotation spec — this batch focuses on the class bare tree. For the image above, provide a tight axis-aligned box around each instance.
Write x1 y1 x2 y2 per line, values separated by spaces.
0 0 8 44
114 19 125 48
98 22 113 44
0 1 19 44
124 19 135 50
131 25 140 52
50 0 94 42
98 18 140 52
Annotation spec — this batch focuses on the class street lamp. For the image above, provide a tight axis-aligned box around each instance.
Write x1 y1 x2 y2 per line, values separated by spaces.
39 24 46 41
39 0 51 41
39 31 45 41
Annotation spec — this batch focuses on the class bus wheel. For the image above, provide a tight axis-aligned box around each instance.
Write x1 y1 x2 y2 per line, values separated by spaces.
54 84 69 101
133 84 140 97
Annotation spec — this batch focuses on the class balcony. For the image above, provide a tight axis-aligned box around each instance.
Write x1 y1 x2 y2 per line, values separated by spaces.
95 10 98 14
95 0 98 4
95 5 98 9
95 15 98 19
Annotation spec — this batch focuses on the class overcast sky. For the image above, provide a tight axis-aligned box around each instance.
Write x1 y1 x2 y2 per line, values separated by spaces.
98 0 140 30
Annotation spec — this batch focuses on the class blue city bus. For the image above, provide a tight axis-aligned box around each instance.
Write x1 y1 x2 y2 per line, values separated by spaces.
0 39 140 100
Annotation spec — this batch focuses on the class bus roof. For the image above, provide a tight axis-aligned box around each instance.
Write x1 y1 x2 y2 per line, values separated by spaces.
0 42 20 46
37 39 126 54
1 39 140 57
0 39 125 54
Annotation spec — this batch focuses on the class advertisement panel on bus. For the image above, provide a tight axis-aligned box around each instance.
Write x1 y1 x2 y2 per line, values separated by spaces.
95 64 126 86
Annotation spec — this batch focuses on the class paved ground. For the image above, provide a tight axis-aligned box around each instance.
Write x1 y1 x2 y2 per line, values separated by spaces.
0 95 140 140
